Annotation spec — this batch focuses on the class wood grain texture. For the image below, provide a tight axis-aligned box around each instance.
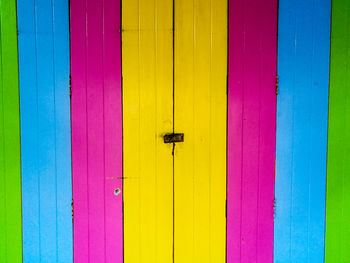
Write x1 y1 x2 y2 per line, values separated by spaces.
122 0 174 262
274 1 331 262
227 0 277 262
71 0 123 262
17 0 73 261
174 0 227 262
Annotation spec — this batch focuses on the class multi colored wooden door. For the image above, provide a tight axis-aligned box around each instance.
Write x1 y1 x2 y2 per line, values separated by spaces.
122 0 227 262
227 0 277 262
325 0 350 262
274 0 331 262
70 0 123 262
0 0 23 262
17 0 73 261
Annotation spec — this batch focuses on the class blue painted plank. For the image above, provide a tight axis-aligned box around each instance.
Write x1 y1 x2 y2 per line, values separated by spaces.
52 1 72 262
17 1 40 260
17 0 72 262
274 1 331 262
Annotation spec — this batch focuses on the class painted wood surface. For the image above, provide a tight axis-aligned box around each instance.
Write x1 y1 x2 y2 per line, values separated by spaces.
17 0 72 261
227 0 277 262
174 0 227 262
70 0 123 262
0 0 23 262
274 1 331 262
325 1 350 261
123 0 227 262
122 1 173 262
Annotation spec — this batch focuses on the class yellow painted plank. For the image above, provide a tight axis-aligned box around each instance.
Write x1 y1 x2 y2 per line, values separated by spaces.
122 0 173 262
174 0 227 263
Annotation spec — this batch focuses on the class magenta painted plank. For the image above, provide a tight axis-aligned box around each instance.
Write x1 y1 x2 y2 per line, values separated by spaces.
71 0 89 260
86 0 105 260
70 0 122 262
227 0 277 262
103 0 123 260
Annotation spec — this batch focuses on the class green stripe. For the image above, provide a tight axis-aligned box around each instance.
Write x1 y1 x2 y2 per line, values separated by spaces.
0 0 23 262
325 0 350 262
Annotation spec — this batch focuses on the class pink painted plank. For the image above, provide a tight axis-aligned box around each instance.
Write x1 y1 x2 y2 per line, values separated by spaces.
71 0 89 261
103 0 123 261
227 0 277 262
86 0 105 260
70 0 122 262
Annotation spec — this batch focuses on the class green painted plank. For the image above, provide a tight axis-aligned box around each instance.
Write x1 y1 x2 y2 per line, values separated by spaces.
0 0 23 262
325 0 350 262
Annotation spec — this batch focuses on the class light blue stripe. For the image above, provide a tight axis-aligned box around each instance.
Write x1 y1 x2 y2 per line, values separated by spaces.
17 0 72 262
274 0 331 262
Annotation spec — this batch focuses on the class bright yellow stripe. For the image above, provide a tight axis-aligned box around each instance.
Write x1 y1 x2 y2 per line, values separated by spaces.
122 0 173 262
174 1 227 263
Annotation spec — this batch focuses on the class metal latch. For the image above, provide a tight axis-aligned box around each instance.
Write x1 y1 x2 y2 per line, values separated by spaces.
163 133 184 143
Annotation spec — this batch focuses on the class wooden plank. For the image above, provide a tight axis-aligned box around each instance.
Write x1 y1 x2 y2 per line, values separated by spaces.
103 0 123 260
0 0 22 262
227 0 277 262
274 0 331 262
71 0 123 262
325 1 350 262
174 0 227 262
17 0 39 260
52 1 73 260
85 0 105 260
122 0 174 262
70 0 89 259
17 0 72 261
